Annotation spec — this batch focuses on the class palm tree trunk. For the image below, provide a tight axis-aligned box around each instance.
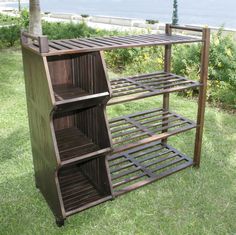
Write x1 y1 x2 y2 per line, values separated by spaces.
29 0 42 35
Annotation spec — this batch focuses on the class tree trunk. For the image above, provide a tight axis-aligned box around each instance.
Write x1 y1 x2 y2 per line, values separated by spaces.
29 0 42 35
18 0 21 12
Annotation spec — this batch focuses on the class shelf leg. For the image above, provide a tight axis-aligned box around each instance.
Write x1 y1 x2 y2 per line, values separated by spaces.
193 28 210 167
162 24 172 144
55 218 65 227
34 174 39 189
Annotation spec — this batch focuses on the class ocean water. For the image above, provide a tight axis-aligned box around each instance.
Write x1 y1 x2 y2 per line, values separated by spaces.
5 0 236 29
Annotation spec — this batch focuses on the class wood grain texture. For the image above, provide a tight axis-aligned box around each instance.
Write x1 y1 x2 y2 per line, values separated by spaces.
109 108 196 153
193 28 210 167
30 33 202 56
21 24 209 224
47 51 111 108
22 47 66 220
53 105 112 164
108 72 200 105
108 141 193 196
58 157 112 213
162 24 172 144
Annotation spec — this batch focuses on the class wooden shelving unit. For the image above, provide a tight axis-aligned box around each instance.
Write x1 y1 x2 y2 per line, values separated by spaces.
21 24 210 226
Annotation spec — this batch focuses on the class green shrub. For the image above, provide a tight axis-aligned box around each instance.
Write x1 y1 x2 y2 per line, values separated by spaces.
42 21 118 40
0 10 30 47
0 13 18 25
20 9 30 29
172 29 236 107
0 25 20 47
146 19 159 24
42 21 97 40
105 45 163 74
173 29 236 86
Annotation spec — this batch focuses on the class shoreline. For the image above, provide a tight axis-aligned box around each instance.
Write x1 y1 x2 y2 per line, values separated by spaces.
1 6 236 36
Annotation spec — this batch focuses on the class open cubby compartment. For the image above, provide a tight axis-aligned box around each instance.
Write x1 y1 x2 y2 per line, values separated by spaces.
53 105 112 165
58 155 113 215
47 51 110 108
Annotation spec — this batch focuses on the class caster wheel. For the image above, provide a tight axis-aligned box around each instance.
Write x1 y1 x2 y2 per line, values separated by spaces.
56 218 65 227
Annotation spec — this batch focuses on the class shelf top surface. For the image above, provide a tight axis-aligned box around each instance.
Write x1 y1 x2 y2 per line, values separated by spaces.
30 33 202 56
108 71 201 105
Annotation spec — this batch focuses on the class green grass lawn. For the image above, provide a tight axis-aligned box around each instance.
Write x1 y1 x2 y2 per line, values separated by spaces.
0 49 236 235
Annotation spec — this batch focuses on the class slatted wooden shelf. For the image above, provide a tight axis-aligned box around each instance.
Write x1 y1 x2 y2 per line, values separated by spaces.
54 85 109 111
59 164 112 216
55 128 111 166
108 71 200 105
21 24 210 226
28 33 202 56
109 108 196 152
56 128 102 164
53 105 112 166
53 85 109 103
108 141 193 196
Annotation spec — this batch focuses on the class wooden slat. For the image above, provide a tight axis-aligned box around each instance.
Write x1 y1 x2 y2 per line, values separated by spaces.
26 33 202 55
109 108 196 151
108 141 193 195
108 71 200 105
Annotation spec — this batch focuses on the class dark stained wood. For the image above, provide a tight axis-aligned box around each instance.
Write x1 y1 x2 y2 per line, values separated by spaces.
58 158 112 213
21 47 66 221
108 141 193 196
170 24 203 32
193 28 210 167
21 32 49 53
47 51 111 109
53 105 112 165
162 24 172 144
108 72 200 105
21 24 209 225
109 108 197 152
23 33 202 56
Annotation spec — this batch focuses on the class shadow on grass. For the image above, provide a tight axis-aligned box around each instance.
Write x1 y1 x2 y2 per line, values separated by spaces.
0 128 30 162
0 171 112 235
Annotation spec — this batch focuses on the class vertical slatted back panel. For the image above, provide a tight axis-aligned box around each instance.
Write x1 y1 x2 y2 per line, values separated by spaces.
47 55 73 85
47 52 109 93
79 157 111 195
53 111 75 131
74 52 109 94
76 106 111 149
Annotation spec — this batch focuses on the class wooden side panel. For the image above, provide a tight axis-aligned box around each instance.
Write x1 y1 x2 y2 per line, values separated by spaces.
79 156 112 195
22 47 65 219
76 106 112 149
47 56 73 85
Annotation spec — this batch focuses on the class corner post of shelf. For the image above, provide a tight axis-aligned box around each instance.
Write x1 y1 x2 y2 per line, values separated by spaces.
38 35 50 54
193 26 210 167
161 24 172 145
20 29 28 45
